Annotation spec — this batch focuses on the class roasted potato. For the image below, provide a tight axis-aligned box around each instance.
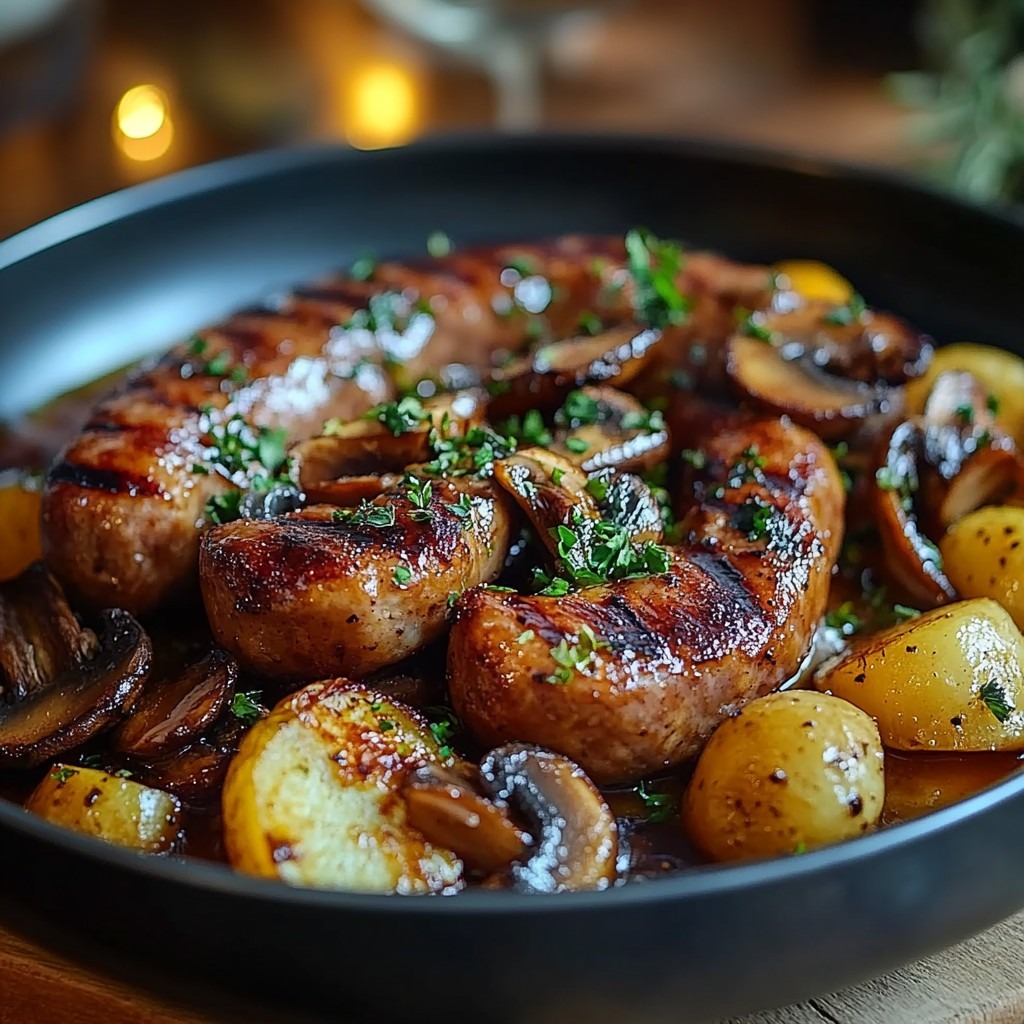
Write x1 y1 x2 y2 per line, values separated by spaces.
25 764 182 853
683 691 884 862
0 475 41 581
814 598 1024 751
773 260 854 304
941 506 1024 630
905 343 1024 445
222 680 463 893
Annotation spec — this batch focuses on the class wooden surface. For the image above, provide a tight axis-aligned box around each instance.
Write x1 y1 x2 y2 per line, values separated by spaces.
3 911 1024 1024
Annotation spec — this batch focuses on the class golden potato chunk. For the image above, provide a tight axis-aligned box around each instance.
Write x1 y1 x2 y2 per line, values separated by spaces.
773 260 854 304
683 691 884 863
222 680 463 893
941 506 1024 630
815 598 1024 751
0 477 41 582
26 764 182 853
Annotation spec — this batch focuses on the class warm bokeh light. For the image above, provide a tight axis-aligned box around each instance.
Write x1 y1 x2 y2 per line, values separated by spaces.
346 63 418 149
113 84 174 162
115 84 168 140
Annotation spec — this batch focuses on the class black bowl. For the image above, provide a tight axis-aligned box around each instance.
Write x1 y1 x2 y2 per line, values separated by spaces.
2 136 1024 1023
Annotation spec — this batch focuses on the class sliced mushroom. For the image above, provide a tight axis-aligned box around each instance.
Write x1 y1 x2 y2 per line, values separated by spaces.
111 649 237 758
0 565 152 768
480 743 618 893
487 326 661 420
493 447 599 563
548 386 670 475
126 710 249 803
292 390 483 504
727 334 899 441
403 762 531 874
874 421 956 606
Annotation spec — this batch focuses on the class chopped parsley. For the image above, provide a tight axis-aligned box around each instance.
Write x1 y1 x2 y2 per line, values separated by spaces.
341 291 433 335
423 425 517 478
822 293 867 327
578 310 603 336
113 768 134 779
427 230 452 257
364 396 430 436
427 708 459 759
727 445 767 487
636 780 675 823
393 565 413 587
555 390 603 428
732 499 775 542
501 409 553 447
681 448 708 470
585 476 609 501
548 509 670 589
736 307 773 343
550 467 566 486
893 603 921 622
349 253 377 282
621 409 666 432
205 491 244 526
448 492 474 529
955 404 975 425
188 335 207 356
987 393 1001 415
547 624 608 684
534 575 572 597
50 766 78 784
565 437 590 454
624 228 691 329
504 255 539 278
517 630 536 643
231 691 264 724
825 602 863 636
333 501 397 528
377 717 397 732
403 474 434 522
979 679 1013 723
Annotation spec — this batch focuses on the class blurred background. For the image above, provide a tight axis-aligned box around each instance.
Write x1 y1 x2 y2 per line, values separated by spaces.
0 0 1022 240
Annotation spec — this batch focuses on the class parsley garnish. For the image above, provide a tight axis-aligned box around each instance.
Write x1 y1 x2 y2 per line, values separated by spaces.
205 491 244 526
504 255 538 277
636 780 675 823
955 403 975 425
448 492 474 529
987 393 1001 415
518 630 536 643
403 474 434 522
349 253 377 282
502 409 553 447
736 307 773 343
114 768 134 779
393 565 413 587
426 708 459 759
341 291 433 335
681 449 708 469
732 499 775 541
621 409 666 432
825 602 863 636
548 509 670 588
565 437 590 454
427 230 452 257
624 227 691 329
551 467 566 486
535 576 572 597
332 501 397 528
50 766 78 784
231 691 263 725
578 310 602 335
727 445 767 486
979 680 1013 723
423 425 516 478
893 603 921 622
378 718 397 732
364 396 430 436
188 335 207 356
547 624 608 684
585 477 609 501
822 293 867 327
555 390 603 428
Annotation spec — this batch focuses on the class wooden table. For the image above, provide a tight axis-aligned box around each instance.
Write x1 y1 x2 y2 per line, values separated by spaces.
3 910 1023 1024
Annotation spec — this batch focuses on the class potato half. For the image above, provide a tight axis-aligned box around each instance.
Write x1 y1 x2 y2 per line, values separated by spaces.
683 691 884 862
26 765 182 853
222 680 463 893
941 506 1024 631
814 598 1024 751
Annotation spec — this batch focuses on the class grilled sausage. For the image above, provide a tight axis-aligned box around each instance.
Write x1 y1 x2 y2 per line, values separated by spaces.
447 417 845 784
200 479 516 680
40 237 636 616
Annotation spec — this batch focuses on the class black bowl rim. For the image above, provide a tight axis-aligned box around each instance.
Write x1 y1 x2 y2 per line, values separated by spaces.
3 131 1024 916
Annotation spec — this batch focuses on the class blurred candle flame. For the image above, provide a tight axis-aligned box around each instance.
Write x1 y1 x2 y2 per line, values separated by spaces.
113 85 174 162
346 63 418 149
